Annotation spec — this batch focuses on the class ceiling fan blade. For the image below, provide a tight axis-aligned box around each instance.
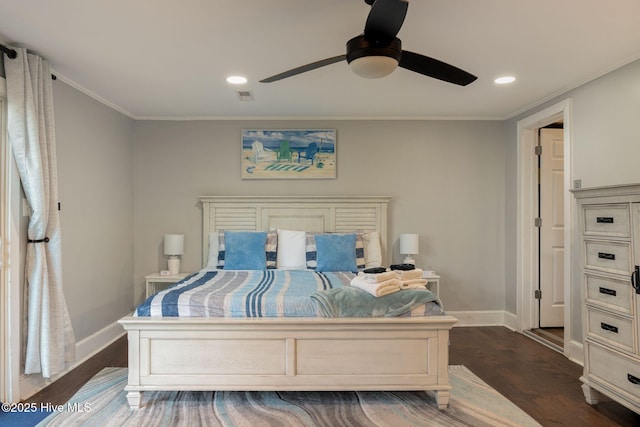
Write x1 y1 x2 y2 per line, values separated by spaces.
399 50 477 86
260 55 346 83
364 0 408 41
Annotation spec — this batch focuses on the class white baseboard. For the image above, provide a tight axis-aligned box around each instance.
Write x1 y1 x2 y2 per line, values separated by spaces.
502 311 519 331
566 338 584 366
74 321 125 362
19 320 125 400
448 310 513 327
451 310 585 366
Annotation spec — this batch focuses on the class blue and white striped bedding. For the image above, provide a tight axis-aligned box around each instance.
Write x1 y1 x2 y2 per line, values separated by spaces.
135 269 444 318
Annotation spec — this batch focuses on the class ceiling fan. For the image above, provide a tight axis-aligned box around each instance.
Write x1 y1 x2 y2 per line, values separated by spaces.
260 0 477 86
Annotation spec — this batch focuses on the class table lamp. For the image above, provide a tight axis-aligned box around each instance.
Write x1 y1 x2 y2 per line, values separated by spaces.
399 233 419 265
164 234 184 275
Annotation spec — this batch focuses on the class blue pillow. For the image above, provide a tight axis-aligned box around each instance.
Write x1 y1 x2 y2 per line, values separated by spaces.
217 230 277 269
223 231 267 270
305 232 365 270
314 233 358 272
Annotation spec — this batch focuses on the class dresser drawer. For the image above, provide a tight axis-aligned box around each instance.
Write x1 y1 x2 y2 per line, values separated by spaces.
586 307 635 353
586 341 640 400
585 240 632 276
585 274 634 314
583 204 631 237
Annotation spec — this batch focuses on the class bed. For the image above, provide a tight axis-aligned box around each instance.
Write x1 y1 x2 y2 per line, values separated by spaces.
118 196 457 410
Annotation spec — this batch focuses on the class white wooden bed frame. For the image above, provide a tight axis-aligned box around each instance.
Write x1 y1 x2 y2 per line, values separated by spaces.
119 196 457 410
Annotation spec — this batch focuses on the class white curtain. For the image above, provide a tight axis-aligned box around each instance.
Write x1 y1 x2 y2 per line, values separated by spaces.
4 48 75 377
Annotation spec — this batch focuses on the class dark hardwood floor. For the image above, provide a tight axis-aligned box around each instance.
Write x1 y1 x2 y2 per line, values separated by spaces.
450 327 640 427
25 327 640 426
25 335 128 406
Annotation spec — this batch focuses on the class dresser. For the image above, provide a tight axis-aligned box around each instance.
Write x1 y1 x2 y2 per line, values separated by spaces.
574 184 640 414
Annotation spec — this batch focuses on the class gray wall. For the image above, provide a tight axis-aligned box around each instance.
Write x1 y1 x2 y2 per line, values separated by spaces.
53 82 135 341
26 56 640 347
569 60 640 189
504 58 640 340
8 73 507 358
2 54 135 359
133 120 507 310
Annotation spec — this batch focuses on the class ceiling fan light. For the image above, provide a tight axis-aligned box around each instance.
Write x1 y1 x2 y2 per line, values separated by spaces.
494 76 516 85
226 75 248 84
349 56 399 79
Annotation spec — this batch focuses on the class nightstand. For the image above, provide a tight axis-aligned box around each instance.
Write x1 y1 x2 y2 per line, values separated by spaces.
145 273 189 298
422 271 441 297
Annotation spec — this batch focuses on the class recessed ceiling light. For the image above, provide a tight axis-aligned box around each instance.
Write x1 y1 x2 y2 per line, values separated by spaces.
226 75 247 84
494 76 516 85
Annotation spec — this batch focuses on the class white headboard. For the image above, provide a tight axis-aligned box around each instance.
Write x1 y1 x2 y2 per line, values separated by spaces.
199 196 391 267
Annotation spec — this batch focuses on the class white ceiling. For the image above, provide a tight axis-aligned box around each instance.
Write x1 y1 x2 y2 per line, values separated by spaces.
1 0 640 120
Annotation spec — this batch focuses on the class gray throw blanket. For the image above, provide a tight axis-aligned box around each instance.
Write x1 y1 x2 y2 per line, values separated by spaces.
310 286 440 318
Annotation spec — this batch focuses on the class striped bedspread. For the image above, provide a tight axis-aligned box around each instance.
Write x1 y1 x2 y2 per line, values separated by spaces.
135 269 443 318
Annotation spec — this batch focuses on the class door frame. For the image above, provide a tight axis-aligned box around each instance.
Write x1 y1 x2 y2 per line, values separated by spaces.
1 76 21 402
516 98 581 362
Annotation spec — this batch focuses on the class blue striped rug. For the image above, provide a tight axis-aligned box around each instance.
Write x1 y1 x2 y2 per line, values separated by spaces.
37 365 540 426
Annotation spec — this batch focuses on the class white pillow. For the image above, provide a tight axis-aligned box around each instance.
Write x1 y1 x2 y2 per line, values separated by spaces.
205 231 219 269
361 231 383 268
276 229 307 270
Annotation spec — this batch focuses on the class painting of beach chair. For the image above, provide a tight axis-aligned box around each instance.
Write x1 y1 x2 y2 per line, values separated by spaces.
298 142 319 164
276 140 292 162
251 140 273 163
241 129 335 179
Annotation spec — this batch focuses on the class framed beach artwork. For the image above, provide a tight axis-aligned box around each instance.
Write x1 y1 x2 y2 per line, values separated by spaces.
241 129 336 179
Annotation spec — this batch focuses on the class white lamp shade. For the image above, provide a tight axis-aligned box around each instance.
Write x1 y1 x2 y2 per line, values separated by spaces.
164 234 184 256
349 56 399 79
399 233 419 255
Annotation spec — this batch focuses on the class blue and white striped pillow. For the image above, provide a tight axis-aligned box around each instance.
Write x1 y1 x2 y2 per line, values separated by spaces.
305 232 365 271
217 230 277 269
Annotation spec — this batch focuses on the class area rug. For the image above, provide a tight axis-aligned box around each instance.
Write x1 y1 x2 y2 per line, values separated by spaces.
37 365 540 427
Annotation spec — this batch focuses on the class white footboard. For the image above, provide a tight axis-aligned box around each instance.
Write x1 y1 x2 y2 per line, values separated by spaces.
118 315 457 410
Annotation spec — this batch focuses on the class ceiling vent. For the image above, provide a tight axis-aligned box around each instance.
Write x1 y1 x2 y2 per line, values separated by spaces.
237 90 254 101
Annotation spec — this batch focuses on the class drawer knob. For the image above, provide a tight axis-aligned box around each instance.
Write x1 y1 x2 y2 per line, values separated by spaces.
628 374 640 385
598 287 616 296
600 322 619 334
598 252 616 261
596 217 614 224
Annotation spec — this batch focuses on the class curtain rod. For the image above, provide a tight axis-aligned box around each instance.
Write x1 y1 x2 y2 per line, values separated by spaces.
1 43 57 79
0 43 17 59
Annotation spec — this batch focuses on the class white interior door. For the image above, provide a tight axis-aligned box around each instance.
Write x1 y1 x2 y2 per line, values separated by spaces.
539 128 564 327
